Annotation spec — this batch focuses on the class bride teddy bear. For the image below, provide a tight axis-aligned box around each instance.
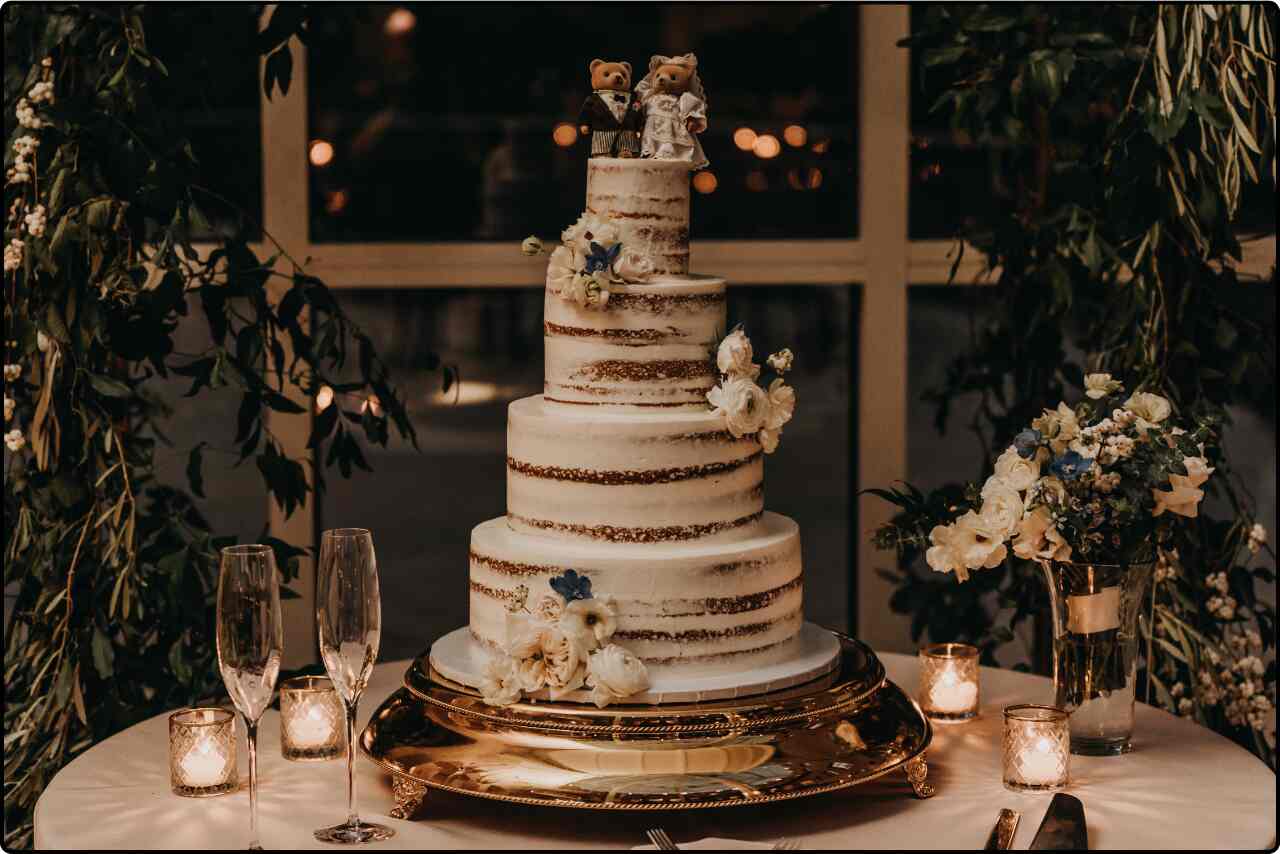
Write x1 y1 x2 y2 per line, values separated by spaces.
635 53 709 170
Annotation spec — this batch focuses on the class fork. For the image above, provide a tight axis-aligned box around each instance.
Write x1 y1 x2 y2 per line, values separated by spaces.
646 828 679 850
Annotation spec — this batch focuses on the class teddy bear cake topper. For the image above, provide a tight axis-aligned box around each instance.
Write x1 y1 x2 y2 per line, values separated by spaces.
578 53 709 170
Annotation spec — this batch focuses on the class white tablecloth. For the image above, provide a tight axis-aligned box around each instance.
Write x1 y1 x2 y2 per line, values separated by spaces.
34 653 1276 850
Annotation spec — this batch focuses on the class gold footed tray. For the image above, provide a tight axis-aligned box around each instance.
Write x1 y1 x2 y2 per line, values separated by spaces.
361 631 934 817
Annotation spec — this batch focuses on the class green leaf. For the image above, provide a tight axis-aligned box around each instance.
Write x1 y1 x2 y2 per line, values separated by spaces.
91 627 115 679
262 47 293 100
187 442 207 498
87 373 132 398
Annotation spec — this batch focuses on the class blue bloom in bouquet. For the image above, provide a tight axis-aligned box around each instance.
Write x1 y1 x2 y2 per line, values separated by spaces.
1013 428 1043 459
583 241 621 274
1050 451 1092 481
550 569 593 602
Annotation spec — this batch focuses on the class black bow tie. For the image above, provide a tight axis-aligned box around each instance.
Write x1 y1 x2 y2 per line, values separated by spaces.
610 94 625 103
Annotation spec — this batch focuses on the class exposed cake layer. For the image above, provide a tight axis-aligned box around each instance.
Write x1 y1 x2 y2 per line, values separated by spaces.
469 512 803 670
587 157 691 275
544 276 724 410
506 395 764 545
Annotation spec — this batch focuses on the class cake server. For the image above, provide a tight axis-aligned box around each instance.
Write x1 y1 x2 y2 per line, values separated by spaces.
1029 793 1088 850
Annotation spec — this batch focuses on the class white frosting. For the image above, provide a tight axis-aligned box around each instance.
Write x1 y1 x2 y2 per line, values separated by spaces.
586 158 691 275
469 511 803 672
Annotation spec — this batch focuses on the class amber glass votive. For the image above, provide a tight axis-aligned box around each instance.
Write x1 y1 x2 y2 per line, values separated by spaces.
169 707 237 797
1003 704 1070 792
280 675 345 761
918 642 980 723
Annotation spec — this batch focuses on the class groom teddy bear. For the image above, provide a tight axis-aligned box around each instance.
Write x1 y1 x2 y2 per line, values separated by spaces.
578 59 642 158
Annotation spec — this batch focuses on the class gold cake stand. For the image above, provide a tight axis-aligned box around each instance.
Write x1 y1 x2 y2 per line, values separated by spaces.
360 631 934 818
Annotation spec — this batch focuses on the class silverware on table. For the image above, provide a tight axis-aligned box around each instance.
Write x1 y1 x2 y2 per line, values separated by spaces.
1029 793 1089 850
647 828 679 850
773 838 801 850
984 808 1021 850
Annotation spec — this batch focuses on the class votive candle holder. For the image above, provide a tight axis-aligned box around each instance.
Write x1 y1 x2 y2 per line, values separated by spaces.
280 675 345 761
918 642 980 723
169 707 237 797
1003 704 1071 793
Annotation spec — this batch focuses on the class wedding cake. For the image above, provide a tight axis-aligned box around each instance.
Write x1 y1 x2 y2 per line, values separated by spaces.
430 56 839 707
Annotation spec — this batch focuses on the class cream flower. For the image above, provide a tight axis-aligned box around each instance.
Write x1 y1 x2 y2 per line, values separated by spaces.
979 477 1024 539
36 331 51 353
586 644 650 708
612 248 654 282
1152 472 1207 518
951 510 1009 572
521 235 544 255
716 329 759 379
531 593 566 624
564 271 610 310
758 427 780 454
1181 456 1214 488
4 428 25 452
767 348 794 374
545 245 582 295
1084 372 1121 399
507 624 549 692
993 445 1040 492
479 655 522 706
764 378 795 430
1012 507 1072 563
1032 402 1080 454
3 396 13 422
3 364 20 382
541 626 587 699
3 238 21 273
707 376 770 438
1124 391 1171 430
561 597 617 650
561 213 620 254
926 523 969 581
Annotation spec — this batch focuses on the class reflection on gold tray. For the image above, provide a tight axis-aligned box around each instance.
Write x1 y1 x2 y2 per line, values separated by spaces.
360 631 934 815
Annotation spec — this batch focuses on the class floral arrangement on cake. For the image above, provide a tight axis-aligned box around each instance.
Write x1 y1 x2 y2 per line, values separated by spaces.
480 570 650 708
707 327 796 453
520 211 656 311
876 373 1215 579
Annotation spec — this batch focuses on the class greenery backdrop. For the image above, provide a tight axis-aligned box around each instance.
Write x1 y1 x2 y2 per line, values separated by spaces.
877 3 1276 765
2 5 444 846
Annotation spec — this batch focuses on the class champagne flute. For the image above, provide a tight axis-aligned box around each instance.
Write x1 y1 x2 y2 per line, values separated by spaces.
216 544 284 851
314 528 394 844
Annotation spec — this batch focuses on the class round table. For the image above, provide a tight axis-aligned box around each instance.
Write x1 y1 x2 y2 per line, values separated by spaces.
34 652 1276 849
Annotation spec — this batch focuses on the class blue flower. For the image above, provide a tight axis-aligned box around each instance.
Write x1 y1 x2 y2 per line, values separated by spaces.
1050 451 1092 481
1013 428 1042 459
549 569 593 602
583 241 621 274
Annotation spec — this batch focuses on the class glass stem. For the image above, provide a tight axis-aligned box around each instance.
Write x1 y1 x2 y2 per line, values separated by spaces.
345 697 359 827
246 717 261 850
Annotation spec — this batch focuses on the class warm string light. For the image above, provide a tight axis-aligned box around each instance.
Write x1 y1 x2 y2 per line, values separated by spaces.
732 127 757 151
324 189 348 214
552 122 578 148
315 385 382 418
692 170 718 194
384 8 417 35
309 139 334 168
752 134 781 159
783 124 808 147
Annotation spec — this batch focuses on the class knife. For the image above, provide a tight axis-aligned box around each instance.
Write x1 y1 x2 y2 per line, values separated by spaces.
1029 793 1089 850
984 808 1021 850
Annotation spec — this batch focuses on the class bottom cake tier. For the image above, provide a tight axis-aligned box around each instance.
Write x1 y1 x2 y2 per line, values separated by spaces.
431 622 841 704
469 511 806 673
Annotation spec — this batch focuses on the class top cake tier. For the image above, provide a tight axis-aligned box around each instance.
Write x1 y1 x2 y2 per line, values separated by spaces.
586 158 691 276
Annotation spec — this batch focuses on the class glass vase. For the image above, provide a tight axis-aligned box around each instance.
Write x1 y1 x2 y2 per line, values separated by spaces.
1040 559 1154 756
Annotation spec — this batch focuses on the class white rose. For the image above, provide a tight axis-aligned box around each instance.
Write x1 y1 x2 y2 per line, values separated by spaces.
767 348 794 374
951 510 1009 572
581 273 610 309
561 597 616 651
3 396 13 422
979 477 1024 539
1124 392 1171 429
4 428 25 452
764 378 795 430
521 236 544 256
926 523 969 581
586 644 650 708
541 626 587 699
545 245 582 295
1084 372 1121 399
993 446 1040 492
506 624 549 692
716 329 759 379
707 376 769 438
531 593 566 624
561 213 620 254
479 655 522 707
612 249 654 282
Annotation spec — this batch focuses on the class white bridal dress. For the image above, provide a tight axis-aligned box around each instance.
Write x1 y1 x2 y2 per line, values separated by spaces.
640 92 708 170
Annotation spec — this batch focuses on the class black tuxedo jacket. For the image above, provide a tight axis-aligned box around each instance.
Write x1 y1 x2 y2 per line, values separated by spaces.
578 92 642 133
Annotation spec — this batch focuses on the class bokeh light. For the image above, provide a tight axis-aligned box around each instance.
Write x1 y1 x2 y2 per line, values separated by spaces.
325 189 348 214
807 167 823 189
315 385 334 413
552 122 578 148
692 171 718 194
752 134 781 159
384 8 417 35
783 124 808 147
811 138 831 154
745 171 768 192
732 127 757 151
309 139 335 168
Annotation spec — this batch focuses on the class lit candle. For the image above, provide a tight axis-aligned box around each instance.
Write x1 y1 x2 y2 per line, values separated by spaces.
292 705 334 748
1003 704 1070 792
280 675 345 761
919 643 981 722
169 707 237 797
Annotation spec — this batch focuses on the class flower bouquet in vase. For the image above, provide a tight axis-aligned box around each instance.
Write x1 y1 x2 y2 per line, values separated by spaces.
874 373 1216 755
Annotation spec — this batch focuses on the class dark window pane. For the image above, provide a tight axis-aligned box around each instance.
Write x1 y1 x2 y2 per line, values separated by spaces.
323 284 857 659
145 6 263 237
306 3 858 243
